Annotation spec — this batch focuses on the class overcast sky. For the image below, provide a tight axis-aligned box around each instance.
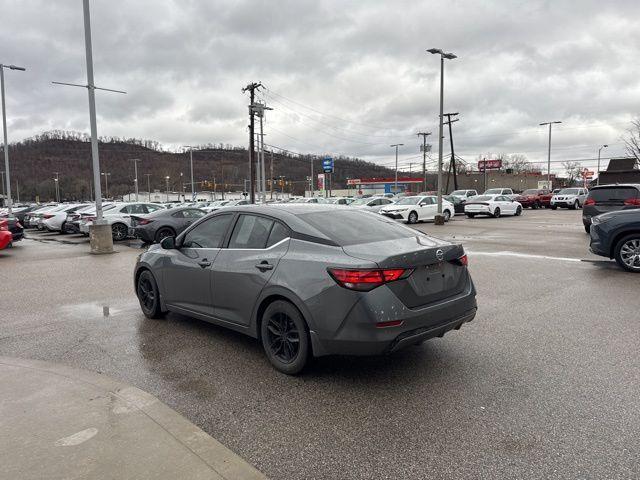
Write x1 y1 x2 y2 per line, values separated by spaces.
1 0 639 173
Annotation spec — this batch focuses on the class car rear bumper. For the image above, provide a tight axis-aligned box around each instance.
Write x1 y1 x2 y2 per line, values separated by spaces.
309 276 477 357
133 227 154 243
589 225 609 258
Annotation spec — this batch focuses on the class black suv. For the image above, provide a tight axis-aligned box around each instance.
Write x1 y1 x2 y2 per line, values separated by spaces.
590 209 640 272
582 184 640 233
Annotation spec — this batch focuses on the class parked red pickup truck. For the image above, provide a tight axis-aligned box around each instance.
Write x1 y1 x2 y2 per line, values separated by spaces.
515 189 553 209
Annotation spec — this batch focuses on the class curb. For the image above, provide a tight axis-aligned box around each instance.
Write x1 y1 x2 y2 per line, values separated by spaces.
0 356 267 480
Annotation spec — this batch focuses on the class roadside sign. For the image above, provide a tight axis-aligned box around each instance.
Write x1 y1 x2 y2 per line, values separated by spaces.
538 180 552 190
322 157 334 173
347 178 361 185
420 144 432 152
317 173 325 191
478 159 502 171
583 169 594 179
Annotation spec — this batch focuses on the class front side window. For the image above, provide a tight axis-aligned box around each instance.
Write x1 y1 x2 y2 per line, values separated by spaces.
229 215 274 249
182 214 233 248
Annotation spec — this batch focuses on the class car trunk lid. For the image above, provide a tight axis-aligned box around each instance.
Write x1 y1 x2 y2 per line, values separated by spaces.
342 235 468 309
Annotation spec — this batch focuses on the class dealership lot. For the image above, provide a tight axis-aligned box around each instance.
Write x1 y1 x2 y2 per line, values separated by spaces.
1 209 638 479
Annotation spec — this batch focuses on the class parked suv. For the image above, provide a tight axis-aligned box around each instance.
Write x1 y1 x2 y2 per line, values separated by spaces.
515 189 553 209
550 188 588 210
589 209 640 272
582 184 640 233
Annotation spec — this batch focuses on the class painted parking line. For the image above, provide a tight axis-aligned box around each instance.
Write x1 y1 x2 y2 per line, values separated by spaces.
467 250 583 262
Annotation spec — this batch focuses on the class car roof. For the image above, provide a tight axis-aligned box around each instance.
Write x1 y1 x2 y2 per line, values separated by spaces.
590 184 640 189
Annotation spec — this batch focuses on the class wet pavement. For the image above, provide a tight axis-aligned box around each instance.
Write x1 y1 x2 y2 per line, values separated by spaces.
2 209 639 479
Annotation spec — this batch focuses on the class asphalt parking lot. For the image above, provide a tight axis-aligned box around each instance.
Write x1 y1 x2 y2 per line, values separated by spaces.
2 209 639 479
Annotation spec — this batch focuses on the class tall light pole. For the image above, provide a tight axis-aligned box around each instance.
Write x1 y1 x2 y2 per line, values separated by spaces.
1 63 26 214
51 0 126 254
130 158 140 201
596 144 608 185
427 48 456 225
165 176 170 202
540 121 562 187
144 173 151 201
53 172 60 202
101 172 110 199
182 146 195 201
390 144 404 194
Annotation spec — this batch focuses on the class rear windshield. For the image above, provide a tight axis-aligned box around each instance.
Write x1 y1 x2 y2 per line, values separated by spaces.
588 186 639 202
298 210 414 246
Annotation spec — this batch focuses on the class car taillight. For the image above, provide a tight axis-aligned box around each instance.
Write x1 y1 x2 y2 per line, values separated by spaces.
584 198 596 206
624 197 640 206
86 216 96 222
43 214 54 219
136 218 152 225
327 268 410 292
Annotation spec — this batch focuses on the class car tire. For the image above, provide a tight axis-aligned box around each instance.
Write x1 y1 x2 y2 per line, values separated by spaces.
614 234 640 273
443 210 451 222
136 270 164 319
551 205 557 210
154 227 175 243
466 213 475 218
572 200 579 210
515 206 522 216
584 224 591 234
407 211 418 224
112 222 128 241
493 207 501 218
261 300 310 375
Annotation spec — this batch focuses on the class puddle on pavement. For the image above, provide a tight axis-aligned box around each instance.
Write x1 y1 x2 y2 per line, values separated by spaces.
58 301 138 320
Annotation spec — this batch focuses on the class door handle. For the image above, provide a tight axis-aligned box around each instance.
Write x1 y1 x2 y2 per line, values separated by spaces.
198 259 211 268
255 261 274 272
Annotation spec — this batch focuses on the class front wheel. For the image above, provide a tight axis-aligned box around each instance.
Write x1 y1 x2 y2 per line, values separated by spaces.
407 211 418 224
154 227 175 243
261 300 310 375
551 205 557 210
136 270 164 319
112 222 128 241
572 200 579 210
584 224 591 234
493 207 501 218
466 213 476 218
614 235 640 273
515 206 522 216
443 210 451 222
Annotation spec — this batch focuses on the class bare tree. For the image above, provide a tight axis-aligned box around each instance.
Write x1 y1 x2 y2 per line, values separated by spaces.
623 119 640 161
562 161 583 185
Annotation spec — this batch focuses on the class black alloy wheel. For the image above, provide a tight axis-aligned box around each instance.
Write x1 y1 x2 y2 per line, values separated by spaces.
112 223 128 241
154 227 175 243
614 235 640 273
261 300 309 375
515 206 522 216
408 211 418 224
493 207 501 218
136 270 163 318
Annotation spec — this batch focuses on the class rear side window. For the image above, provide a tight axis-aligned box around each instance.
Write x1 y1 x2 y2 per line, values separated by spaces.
266 222 289 247
588 187 638 202
182 214 233 248
299 210 414 246
229 215 274 249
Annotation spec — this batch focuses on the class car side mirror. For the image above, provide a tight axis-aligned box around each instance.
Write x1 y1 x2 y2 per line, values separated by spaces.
160 236 175 249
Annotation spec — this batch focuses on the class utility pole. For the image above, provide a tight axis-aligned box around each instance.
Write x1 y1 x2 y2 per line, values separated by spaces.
443 113 459 192
427 48 456 225
417 132 431 192
391 144 404 194
309 157 314 197
1 63 26 214
596 144 608 185
270 150 274 200
101 172 110 199
144 173 151 201
182 146 195 201
130 158 140 201
242 82 262 204
540 121 562 187
165 176 170 202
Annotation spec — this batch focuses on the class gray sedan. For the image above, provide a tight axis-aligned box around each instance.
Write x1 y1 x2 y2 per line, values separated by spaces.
131 207 206 243
134 205 477 374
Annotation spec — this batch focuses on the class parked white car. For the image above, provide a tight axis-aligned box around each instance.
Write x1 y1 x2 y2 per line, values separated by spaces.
41 203 86 232
450 189 479 199
80 202 165 240
483 188 518 200
379 195 454 223
349 197 395 212
550 187 588 210
464 194 523 218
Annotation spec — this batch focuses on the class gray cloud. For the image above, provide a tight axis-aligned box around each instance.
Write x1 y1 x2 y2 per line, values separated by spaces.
0 0 639 174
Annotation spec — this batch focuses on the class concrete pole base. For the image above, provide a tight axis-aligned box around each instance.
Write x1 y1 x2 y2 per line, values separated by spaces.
434 214 445 225
89 223 114 254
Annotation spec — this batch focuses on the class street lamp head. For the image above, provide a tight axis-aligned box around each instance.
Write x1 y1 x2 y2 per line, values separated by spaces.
443 53 457 60
427 48 443 55
603 144 608 148
8 65 26 71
